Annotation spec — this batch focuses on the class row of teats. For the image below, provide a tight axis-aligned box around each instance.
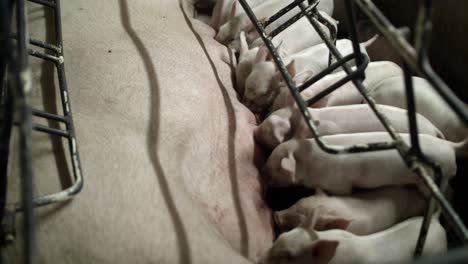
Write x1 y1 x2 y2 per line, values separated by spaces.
207 0 466 263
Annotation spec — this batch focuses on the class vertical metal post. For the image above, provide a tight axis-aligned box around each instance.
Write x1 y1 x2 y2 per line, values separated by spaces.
403 64 422 156
15 0 36 263
0 0 13 224
344 0 364 69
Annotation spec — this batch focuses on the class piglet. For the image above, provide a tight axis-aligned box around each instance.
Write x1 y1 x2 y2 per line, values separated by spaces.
294 72 467 143
243 38 366 114
254 104 444 150
263 132 456 195
283 37 375 77
241 55 294 114
216 0 303 44
275 186 427 235
236 31 260 95
271 61 402 111
258 216 446 264
215 0 335 44
370 76 468 143
210 0 267 30
251 11 337 55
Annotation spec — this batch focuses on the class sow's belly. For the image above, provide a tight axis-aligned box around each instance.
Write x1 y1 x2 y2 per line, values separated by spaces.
5 0 273 263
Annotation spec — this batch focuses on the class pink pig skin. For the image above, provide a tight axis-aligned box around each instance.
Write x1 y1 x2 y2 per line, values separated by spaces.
259 216 446 264
263 132 456 195
275 186 427 235
255 104 444 150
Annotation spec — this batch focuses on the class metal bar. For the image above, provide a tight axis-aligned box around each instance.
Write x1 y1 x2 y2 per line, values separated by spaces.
403 64 422 156
28 50 62 64
11 34 62 53
32 108 68 123
32 123 70 138
28 0 55 8
415 164 468 243
298 52 357 92
239 0 402 154
304 3 403 144
11 0 84 211
239 0 468 248
354 0 468 125
306 54 369 106
411 246 468 264
351 0 468 244
263 0 317 28
414 169 441 256
29 38 61 53
312 7 337 64
344 0 364 71
15 0 36 262
0 86 13 227
267 1 316 38
0 0 13 225
54 0 85 200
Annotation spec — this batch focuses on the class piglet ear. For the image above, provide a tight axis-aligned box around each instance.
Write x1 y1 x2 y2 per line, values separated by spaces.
280 153 296 178
239 31 248 57
316 216 352 231
285 60 296 77
271 117 291 145
242 23 255 36
300 210 318 229
230 0 237 18
310 240 339 264
255 46 269 63
293 70 314 85
276 43 289 60
315 188 327 197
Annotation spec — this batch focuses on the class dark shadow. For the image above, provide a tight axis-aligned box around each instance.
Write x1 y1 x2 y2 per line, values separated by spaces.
40 6 72 189
118 1 191 263
266 186 315 211
178 0 250 257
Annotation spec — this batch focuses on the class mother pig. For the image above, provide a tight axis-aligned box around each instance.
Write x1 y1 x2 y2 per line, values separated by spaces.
4 0 274 263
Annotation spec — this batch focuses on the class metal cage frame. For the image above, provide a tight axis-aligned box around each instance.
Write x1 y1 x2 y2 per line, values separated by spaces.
1 0 83 262
237 0 468 261
1 0 467 263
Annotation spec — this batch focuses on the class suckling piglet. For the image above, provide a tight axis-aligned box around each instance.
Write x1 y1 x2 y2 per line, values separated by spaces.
263 132 456 195
251 11 337 55
235 31 260 95
275 186 427 235
283 37 375 77
210 0 267 30
271 61 402 112
294 73 468 143
216 0 306 44
254 104 444 150
215 0 335 44
243 58 294 113
243 39 367 113
258 216 446 264
370 76 468 143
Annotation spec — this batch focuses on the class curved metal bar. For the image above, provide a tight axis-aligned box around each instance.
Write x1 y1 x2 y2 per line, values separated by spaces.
298 53 357 92
0 0 13 227
14 0 84 211
14 0 36 262
354 0 468 125
267 0 317 38
306 53 369 106
239 0 402 154
238 0 468 259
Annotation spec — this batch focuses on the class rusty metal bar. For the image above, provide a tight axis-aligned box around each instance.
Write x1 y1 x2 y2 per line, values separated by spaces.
237 0 468 258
